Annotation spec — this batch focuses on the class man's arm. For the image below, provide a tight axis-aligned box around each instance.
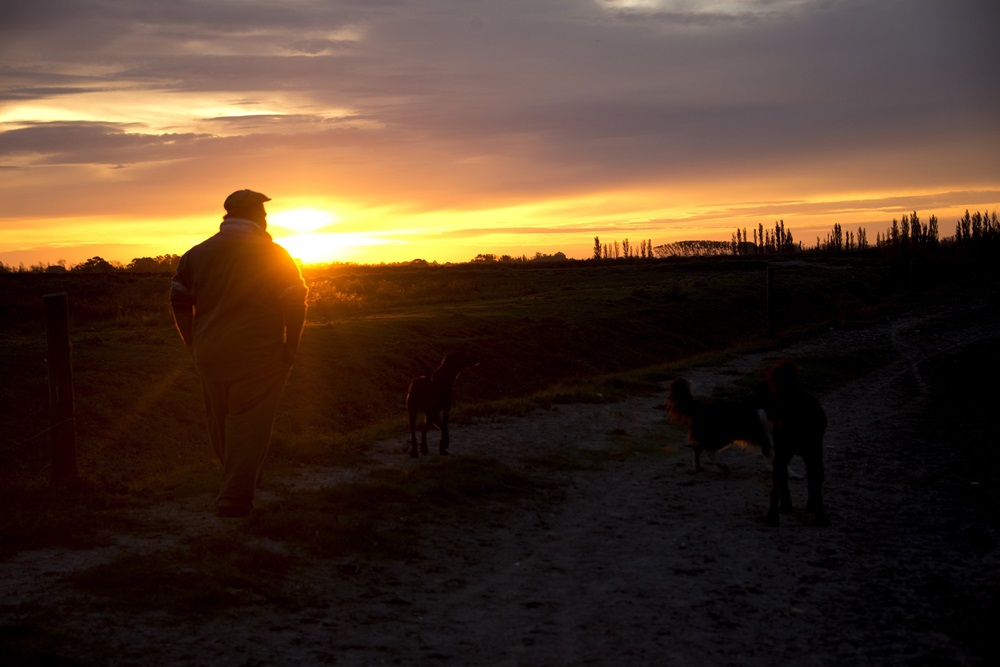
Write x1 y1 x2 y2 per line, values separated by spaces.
169 260 195 352
171 302 195 350
280 284 308 364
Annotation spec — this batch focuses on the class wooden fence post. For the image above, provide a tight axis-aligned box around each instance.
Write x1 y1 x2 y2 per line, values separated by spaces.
44 292 77 486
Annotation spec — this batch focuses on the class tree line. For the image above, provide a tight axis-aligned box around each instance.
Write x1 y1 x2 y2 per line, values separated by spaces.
591 237 655 260
728 210 997 257
593 209 997 261
3 209 997 273
731 220 797 255
0 254 181 274
470 251 569 263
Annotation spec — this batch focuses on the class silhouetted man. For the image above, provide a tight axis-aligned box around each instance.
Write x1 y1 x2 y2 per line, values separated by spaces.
170 189 307 517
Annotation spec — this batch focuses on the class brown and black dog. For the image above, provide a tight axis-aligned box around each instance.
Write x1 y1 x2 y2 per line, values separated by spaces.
406 351 479 458
758 360 828 527
667 377 771 472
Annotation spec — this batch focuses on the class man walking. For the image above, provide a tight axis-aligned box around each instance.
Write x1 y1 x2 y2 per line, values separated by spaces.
170 189 307 517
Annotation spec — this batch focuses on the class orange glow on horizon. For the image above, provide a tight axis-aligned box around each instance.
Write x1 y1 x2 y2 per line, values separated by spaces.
268 207 339 233
273 231 410 265
1 188 998 269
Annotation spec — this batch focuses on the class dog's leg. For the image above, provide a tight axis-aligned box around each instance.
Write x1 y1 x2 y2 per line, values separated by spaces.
420 415 430 456
780 468 794 513
757 409 774 461
408 407 420 458
439 407 450 455
767 449 792 527
804 442 828 526
773 432 794 512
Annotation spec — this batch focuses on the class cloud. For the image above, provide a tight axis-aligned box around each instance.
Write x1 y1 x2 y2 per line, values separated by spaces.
1 0 998 263
0 121 212 166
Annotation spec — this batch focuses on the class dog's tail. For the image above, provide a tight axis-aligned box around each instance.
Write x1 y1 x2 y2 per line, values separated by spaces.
667 377 697 425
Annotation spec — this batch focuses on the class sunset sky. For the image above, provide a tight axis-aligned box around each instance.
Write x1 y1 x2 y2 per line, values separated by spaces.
2 0 998 267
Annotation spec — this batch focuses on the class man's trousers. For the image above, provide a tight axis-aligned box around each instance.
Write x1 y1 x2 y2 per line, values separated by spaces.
200 365 290 513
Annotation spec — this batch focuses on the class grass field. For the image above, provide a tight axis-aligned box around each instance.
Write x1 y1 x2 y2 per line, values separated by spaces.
0 253 982 533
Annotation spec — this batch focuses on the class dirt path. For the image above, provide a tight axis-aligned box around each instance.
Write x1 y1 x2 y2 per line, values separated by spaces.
3 298 998 666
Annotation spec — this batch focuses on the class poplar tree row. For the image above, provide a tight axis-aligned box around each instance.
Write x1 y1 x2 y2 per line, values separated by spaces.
731 220 797 255
592 237 655 260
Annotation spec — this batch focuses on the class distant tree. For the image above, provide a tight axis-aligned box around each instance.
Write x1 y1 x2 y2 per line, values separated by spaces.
471 253 498 263
927 215 939 248
730 221 796 254
72 256 118 272
956 210 973 244
530 251 567 262
128 254 181 272
954 210 998 247
129 257 158 272
821 224 843 252
971 211 983 241
593 236 602 260
622 238 631 258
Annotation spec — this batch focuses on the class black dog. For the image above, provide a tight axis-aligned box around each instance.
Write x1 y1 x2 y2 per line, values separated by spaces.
406 351 479 458
667 377 771 472
758 360 828 527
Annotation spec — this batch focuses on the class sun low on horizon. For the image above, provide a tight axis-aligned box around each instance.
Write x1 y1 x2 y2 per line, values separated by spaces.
267 207 344 264
265 205 417 266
